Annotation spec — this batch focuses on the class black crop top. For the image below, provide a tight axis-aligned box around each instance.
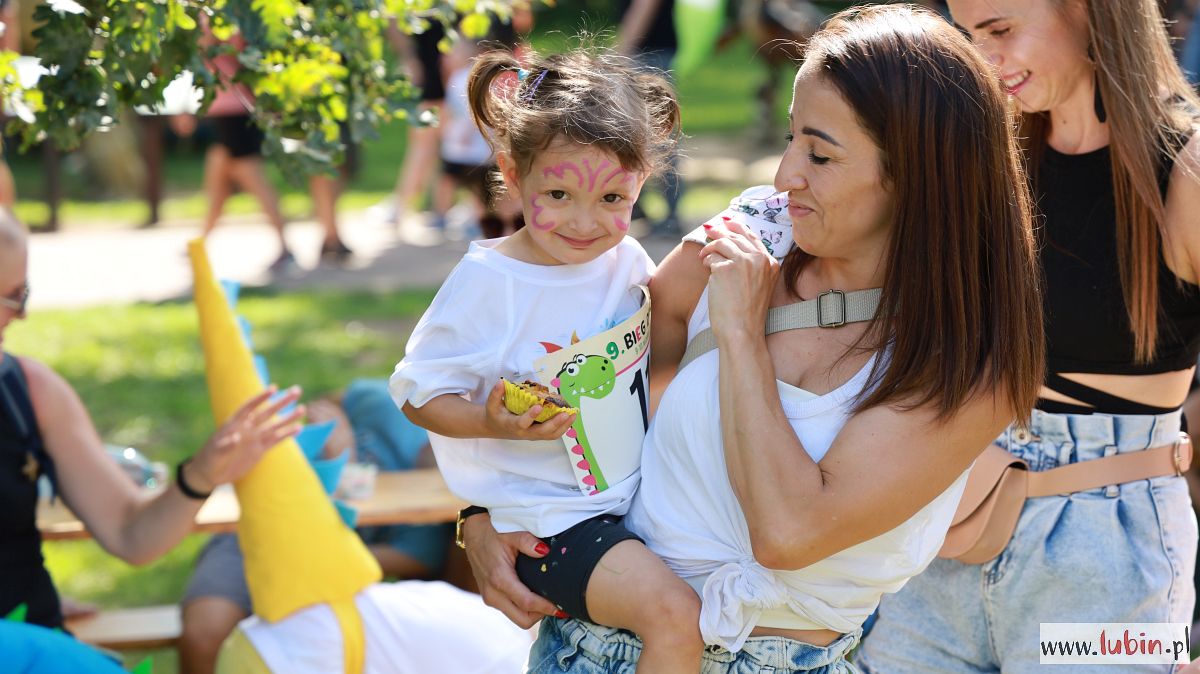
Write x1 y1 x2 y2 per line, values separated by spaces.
1038 143 1200 382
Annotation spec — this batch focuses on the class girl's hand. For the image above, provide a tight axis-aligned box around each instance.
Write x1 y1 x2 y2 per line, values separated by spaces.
482 380 576 441
699 219 780 346
185 385 306 493
462 513 562 628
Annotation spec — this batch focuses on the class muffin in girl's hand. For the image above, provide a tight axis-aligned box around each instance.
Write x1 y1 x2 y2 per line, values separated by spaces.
501 379 577 423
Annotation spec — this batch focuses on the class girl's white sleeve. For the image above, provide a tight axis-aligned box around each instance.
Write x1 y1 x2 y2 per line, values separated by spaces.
389 266 501 409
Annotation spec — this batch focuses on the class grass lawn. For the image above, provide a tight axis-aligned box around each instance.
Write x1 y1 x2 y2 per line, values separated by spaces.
7 287 436 672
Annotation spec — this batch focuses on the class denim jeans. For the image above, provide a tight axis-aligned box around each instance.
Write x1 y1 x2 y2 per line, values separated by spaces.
855 409 1197 673
528 617 861 673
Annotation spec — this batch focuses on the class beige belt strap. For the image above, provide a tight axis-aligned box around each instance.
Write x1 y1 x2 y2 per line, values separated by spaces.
1026 434 1193 497
680 287 883 370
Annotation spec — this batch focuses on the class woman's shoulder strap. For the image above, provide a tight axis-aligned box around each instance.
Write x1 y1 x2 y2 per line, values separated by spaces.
0 355 58 495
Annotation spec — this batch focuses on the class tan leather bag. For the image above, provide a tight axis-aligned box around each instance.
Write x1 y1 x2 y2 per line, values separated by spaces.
939 434 1193 564
939 445 1030 564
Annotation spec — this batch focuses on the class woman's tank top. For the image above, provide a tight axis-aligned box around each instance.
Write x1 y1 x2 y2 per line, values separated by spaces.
0 354 63 628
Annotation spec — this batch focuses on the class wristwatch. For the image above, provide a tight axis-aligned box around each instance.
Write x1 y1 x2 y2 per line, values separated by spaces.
455 505 489 550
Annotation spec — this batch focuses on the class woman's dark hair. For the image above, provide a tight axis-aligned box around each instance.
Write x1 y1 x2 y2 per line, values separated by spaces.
783 4 1044 420
466 45 680 179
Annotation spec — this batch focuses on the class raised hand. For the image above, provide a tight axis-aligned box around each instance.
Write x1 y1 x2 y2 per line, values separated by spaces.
699 219 780 345
184 385 306 494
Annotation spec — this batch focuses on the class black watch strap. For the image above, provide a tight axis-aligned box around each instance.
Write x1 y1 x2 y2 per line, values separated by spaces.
176 458 213 500
455 505 489 549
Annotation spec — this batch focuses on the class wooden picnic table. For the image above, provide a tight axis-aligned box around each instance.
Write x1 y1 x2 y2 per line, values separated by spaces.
37 468 466 541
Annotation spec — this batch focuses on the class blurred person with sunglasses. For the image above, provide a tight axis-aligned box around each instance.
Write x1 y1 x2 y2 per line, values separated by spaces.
0 209 305 631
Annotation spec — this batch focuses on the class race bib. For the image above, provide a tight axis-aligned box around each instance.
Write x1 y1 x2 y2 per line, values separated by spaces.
532 287 651 495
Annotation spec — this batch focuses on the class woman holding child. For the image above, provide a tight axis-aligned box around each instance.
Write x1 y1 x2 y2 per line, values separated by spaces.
458 5 1044 672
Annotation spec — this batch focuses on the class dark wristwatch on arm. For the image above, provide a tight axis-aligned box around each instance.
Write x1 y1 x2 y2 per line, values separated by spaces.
175 458 213 501
455 505 489 549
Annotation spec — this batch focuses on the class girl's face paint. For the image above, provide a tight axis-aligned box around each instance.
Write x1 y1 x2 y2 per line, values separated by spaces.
500 138 647 266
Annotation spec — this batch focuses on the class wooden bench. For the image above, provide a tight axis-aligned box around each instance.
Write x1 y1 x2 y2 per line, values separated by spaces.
66 604 182 651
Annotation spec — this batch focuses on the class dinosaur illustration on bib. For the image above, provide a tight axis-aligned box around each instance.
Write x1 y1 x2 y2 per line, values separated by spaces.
551 353 616 495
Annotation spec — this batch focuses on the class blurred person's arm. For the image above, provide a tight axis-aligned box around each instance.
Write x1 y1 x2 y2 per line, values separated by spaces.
616 0 664 56
27 356 303 565
1182 383 1200 516
387 20 423 86
1 0 19 53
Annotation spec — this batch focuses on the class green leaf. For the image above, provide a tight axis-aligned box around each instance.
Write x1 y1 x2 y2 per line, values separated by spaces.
11 0 534 177
459 13 490 40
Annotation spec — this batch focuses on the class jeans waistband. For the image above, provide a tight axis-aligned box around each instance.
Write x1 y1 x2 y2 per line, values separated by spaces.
1000 408 1183 472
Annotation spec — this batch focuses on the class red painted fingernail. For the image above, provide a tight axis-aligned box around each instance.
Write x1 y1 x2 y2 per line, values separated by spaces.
702 223 713 230
721 216 732 221
554 610 569 619
534 542 550 556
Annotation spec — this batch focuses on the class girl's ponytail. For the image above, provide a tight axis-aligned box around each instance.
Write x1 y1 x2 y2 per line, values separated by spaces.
467 50 521 146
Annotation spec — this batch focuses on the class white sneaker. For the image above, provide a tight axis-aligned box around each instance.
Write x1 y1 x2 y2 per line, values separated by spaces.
366 198 399 225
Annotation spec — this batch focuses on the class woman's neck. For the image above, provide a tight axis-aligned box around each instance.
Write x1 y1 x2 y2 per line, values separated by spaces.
796 256 884 298
1045 76 1110 154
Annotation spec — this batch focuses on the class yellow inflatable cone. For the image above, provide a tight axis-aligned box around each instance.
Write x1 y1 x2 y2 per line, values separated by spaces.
190 239 380 674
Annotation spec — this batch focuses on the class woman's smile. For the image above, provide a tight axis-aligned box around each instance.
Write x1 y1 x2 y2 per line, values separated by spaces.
1003 70 1031 94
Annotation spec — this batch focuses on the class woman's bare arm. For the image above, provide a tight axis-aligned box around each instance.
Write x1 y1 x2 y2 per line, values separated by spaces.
28 358 302 565
702 222 1014 570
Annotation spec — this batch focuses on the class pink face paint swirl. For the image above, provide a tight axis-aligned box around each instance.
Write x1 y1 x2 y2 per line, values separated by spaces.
613 217 630 232
530 195 556 231
542 161 584 187
601 165 634 190
582 159 612 191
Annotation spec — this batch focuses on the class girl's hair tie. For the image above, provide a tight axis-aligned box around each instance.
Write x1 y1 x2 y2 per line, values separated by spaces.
521 69 548 103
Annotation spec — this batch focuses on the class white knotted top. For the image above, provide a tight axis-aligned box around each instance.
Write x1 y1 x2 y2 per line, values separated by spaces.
626 287 967 652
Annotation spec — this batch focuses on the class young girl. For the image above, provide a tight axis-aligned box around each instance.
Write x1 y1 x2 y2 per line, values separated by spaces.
389 49 702 672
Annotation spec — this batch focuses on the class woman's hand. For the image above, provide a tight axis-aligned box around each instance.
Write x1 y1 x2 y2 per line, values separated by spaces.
185 385 306 493
482 380 577 441
462 513 563 628
699 218 780 346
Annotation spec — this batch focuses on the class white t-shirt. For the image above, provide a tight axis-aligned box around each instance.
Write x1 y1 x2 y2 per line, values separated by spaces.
239 581 533 674
626 287 968 652
390 237 655 536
